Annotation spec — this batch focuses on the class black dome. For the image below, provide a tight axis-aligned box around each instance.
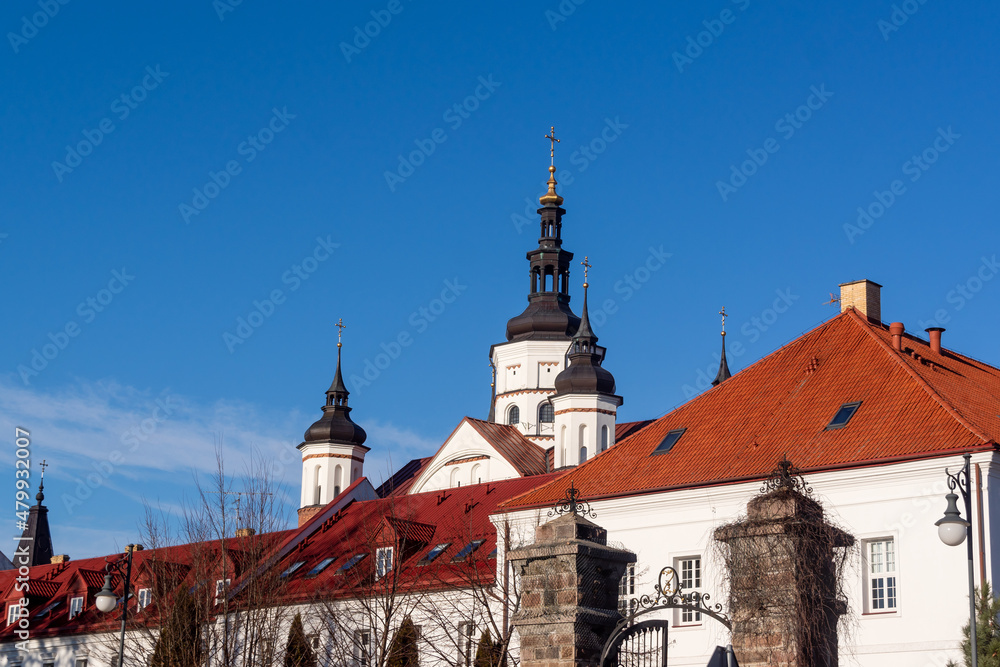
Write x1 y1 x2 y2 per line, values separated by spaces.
506 296 580 341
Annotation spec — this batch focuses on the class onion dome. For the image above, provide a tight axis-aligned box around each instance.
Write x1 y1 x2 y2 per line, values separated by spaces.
553 276 617 396
302 341 367 447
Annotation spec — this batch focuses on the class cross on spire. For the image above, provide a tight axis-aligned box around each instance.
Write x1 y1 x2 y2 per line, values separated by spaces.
545 126 560 166
719 306 728 334
581 256 592 288
336 318 346 348
39 459 48 478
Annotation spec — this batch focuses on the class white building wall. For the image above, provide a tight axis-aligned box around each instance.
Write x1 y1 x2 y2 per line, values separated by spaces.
496 452 996 667
550 393 619 468
409 421 521 494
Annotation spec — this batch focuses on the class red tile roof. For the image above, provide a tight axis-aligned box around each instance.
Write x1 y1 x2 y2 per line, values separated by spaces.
465 418 549 476
504 309 1000 509
616 420 655 442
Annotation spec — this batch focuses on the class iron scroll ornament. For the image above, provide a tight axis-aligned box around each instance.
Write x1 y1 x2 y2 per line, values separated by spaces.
547 482 597 519
599 566 731 667
760 455 813 496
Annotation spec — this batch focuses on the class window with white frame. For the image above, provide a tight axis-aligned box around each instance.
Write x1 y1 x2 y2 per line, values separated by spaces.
214 578 231 604
309 633 320 651
7 604 20 626
75 659 88 667
458 621 475 666
376 547 394 579
137 588 152 611
865 538 897 612
618 563 636 615
69 596 84 619
355 630 372 667
676 556 702 624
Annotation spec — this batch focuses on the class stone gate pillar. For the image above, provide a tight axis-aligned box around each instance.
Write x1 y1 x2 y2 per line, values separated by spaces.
508 492 635 667
714 459 854 667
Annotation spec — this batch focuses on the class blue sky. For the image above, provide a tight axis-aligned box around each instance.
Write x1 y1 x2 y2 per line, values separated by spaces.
3 0 998 558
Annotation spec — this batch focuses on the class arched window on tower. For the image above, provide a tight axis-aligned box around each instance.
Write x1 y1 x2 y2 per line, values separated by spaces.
352 466 359 483
450 468 459 488
580 446 588 463
539 403 554 424
471 463 481 485
560 425 567 467
601 425 609 452
508 405 520 426
313 466 322 505
334 465 343 497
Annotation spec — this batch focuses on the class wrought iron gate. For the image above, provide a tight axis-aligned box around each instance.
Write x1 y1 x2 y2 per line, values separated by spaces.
599 566 731 667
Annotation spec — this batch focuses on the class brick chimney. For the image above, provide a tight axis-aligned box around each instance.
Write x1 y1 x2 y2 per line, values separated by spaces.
925 327 945 354
50 554 70 564
839 279 882 322
235 528 256 538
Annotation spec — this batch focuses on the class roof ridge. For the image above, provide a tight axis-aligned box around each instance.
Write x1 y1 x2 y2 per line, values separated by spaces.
845 308 993 444
466 417 547 474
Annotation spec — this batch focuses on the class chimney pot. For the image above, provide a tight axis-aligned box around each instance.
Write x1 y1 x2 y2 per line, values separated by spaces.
50 554 70 564
889 322 904 351
839 279 883 322
925 327 945 354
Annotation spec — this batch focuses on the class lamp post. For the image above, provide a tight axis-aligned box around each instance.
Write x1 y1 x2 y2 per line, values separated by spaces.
95 545 136 667
935 454 978 667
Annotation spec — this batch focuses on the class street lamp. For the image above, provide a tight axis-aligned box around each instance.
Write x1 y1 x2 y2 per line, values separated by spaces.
95 545 136 667
936 454 978 667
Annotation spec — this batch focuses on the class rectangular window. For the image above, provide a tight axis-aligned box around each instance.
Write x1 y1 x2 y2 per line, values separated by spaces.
452 539 485 562
307 557 336 577
280 561 305 578
338 553 367 574
651 428 686 456
7 604 20 626
75 659 88 667
42 662 54 667
618 563 636 615
376 547 394 579
355 630 372 667
214 578 230 604
866 538 898 611
420 542 451 565
110 656 119 667
458 622 475 666
258 638 274 666
69 596 84 619
676 557 702 624
309 634 320 651
137 588 152 611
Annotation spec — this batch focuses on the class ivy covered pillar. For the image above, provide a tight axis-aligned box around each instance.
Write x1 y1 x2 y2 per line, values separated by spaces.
508 490 635 667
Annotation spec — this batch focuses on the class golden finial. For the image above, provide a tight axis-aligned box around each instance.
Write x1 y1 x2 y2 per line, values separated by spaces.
539 126 564 206
335 318 346 348
719 307 728 336
581 256 592 289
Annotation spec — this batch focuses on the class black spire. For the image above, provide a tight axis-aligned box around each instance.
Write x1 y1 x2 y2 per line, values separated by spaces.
302 322 367 447
505 130 581 341
553 260 618 397
17 462 53 568
712 307 732 386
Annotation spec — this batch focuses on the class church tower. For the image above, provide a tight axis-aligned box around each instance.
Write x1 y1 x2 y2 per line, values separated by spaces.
297 320 368 520
490 129 581 444
550 263 622 468
18 463 54 567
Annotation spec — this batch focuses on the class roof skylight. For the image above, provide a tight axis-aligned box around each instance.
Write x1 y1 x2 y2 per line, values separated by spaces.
306 557 336 577
651 428 686 456
280 561 305 578
451 539 485 562
826 402 862 430
337 553 367 573
420 543 451 565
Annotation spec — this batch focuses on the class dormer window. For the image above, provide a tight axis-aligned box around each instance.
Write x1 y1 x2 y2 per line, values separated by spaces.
7 603 21 626
826 402 861 430
214 579 230 604
651 428 686 456
376 547 394 579
69 596 84 619
137 589 152 611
